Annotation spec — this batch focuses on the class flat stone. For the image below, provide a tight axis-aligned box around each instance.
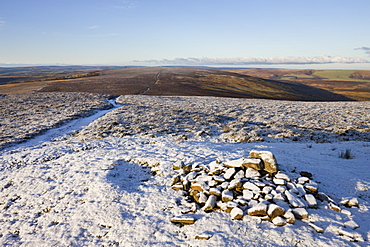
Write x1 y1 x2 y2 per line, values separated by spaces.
233 170 245 179
305 182 318 193
309 223 324 233
171 216 196 224
228 178 242 190
348 198 359 207
262 186 273 194
247 203 268 216
297 177 309 184
329 203 341 212
272 216 287 226
224 168 236 180
344 220 359 230
285 191 306 208
213 175 225 183
273 178 286 185
243 182 260 191
274 172 290 182
224 158 244 168
195 233 213 240
292 208 309 219
245 168 261 178
304 194 318 208
172 184 184 191
242 158 263 170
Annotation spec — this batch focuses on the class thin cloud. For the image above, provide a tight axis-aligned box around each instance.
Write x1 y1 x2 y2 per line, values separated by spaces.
0 18 6 27
112 0 138 10
87 25 100 30
355 47 370 56
136 55 369 66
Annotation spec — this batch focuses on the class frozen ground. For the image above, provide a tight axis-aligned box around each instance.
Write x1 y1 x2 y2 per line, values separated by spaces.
0 95 369 246
0 92 112 150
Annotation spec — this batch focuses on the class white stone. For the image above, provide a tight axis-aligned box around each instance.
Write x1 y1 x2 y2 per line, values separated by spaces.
222 189 234 202
292 208 309 219
224 168 236 180
172 184 184 191
283 209 296 224
209 187 222 197
233 170 245 179
285 191 306 208
272 216 287 226
309 223 324 233
304 194 317 208
198 192 208 204
344 220 359 230
195 233 213 240
297 177 309 184
242 158 263 170
273 178 286 185
213 175 225 183
224 158 244 168
275 185 286 193
243 190 254 200
171 216 196 224
247 203 268 216
249 150 278 174
262 186 273 194
348 198 359 207
274 172 290 182
267 204 285 218
228 178 242 190
203 195 217 211
305 182 318 193
245 168 261 178
243 182 260 191
230 207 244 220
329 203 341 212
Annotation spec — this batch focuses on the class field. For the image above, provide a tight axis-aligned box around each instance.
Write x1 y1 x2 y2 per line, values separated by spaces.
0 93 369 246
228 69 370 101
1 66 364 101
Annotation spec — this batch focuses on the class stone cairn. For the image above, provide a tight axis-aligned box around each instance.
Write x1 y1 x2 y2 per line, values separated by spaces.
170 150 362 241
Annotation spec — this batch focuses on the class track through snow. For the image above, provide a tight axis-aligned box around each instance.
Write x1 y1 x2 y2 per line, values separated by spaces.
0 95 369 246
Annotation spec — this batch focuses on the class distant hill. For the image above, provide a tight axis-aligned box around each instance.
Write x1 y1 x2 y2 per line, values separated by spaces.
227 68 370 101
0 66 361 101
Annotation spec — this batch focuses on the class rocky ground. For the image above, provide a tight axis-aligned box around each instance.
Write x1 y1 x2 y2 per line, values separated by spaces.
76 95 370 143
0 92 112 150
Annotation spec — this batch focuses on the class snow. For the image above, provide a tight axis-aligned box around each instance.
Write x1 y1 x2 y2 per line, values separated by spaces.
0 95 369 246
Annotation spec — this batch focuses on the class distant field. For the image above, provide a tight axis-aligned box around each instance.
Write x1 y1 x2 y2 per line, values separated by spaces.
1 66 368 101
228 69 370 101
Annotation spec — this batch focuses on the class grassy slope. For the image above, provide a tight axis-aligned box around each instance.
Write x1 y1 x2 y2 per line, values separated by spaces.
228 69 370 101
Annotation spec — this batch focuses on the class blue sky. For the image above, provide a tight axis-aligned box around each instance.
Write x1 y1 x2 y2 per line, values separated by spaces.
1 0 370 68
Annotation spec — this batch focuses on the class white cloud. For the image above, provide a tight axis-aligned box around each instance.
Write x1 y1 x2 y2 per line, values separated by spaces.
112 0 138 10
136 55 369 66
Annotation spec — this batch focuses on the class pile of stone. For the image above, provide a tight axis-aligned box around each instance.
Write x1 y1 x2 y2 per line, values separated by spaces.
170 150 361 236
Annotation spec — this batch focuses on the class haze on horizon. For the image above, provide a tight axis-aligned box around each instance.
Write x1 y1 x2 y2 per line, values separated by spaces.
0 0 369 69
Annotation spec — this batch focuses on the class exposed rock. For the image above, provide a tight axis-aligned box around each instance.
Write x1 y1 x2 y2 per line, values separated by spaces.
222 189 234 202
245 168 261 178
249 150 278 174
308 223 324 233
285 191 306 208
329 203 341 212
283 209 296 224
272 216 287 226
248 203 268 216
224 158 244 168
267 204 285 218
171 216 196 224
203 195 217 211
195 233 213 240
304 194 318 208
292 208 308 219
224 168 236 180
173 160 184 170
230 207 244 220
243 182 260 191
242 158 263 170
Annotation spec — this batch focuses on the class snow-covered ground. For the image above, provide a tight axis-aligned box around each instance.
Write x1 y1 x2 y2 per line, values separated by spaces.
0 95 369 246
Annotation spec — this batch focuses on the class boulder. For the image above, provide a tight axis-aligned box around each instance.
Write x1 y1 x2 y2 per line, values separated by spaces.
203 195 217 211
224 158 244 168
249 150 278 174
222 189 234 202
224 168 236 180
292 208 308 219
272 216 287 226
245 168 261 178
304 194 318 208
